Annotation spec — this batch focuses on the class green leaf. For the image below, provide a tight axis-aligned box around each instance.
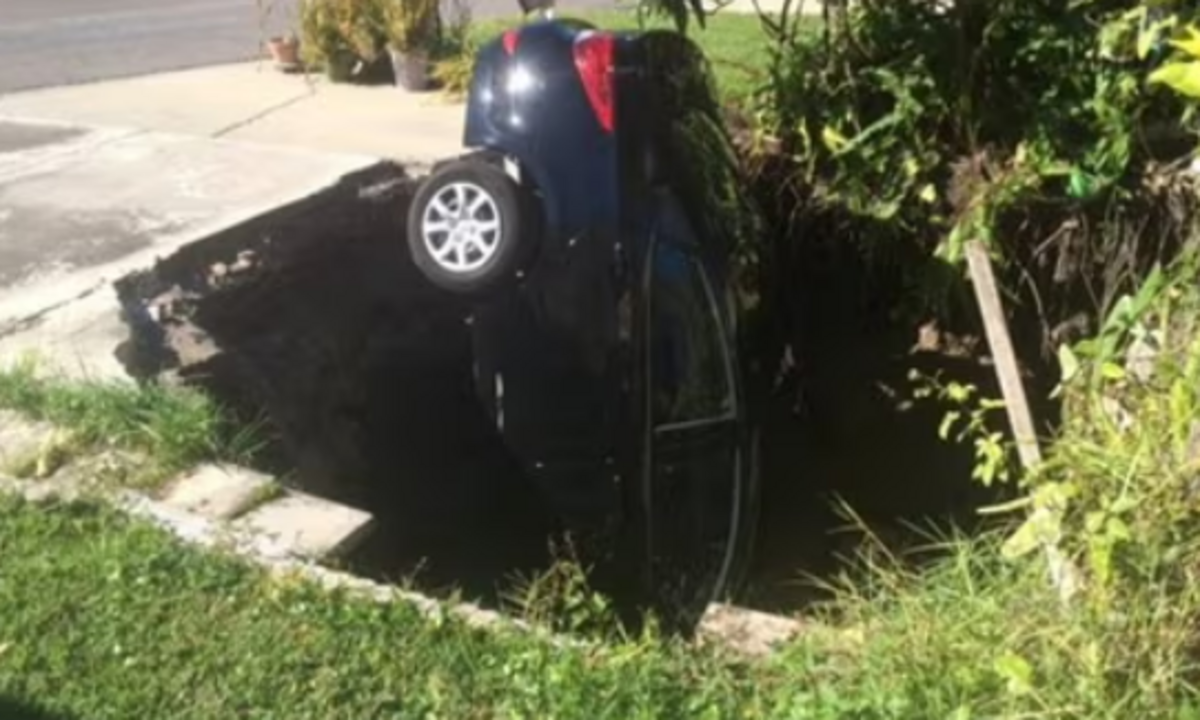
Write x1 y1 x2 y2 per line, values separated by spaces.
946 382 974 403
821 125 849 152
1058 344 1080 384
939 411 962 441
918 183 937 203
1139 14 1179 60
1148 60 1200 98
1067 168 1095 199
1001 518 1042 559
1169 25 1200 59
993 652 1034 695
1109 495 1138 515
1106 516 1131 542
1131 265 1166 317
1138 24 1156 61
947 706 972 720
1101 362 1127 381
1089 541 1114 586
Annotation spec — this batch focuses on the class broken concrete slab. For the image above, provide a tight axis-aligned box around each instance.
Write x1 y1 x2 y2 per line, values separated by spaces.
696 603 803 658
111 487 569 644
232 492 375 561
159 463 277 521
0 117 380 380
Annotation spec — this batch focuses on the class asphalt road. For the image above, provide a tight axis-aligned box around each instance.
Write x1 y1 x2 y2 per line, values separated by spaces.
0 0 609 95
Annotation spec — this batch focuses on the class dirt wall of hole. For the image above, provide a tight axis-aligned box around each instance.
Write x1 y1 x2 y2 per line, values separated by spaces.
115 163 556 600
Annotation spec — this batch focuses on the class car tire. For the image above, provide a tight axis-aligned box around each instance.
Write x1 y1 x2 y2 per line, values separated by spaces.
407 159 533 295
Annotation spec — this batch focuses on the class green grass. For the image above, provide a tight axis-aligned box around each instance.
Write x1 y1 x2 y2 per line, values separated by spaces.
2 494 1196 719
0 497 754 719
0 362 261 487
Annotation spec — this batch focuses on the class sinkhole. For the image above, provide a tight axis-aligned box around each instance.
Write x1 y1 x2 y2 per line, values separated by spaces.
113 161 1003 621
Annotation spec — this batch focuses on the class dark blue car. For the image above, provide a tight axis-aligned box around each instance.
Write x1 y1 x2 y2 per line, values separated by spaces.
406 15 768 617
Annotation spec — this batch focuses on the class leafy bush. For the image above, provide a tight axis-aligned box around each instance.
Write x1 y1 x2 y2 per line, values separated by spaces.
300 0 445 71
1005 253 1200 601
429 2 476 98
299 0 378 69
752 1 1192 259
380 0 441 53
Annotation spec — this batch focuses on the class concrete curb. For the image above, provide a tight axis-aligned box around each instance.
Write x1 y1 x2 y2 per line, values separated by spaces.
0 409 803 658
0 467 535 635
0 409 558 642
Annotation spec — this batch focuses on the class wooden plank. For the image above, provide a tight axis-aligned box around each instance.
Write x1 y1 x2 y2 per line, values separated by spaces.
964 240 1042 469
965 239 1077 603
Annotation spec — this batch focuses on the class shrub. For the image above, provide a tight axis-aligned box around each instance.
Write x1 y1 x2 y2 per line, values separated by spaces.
299 0 387 70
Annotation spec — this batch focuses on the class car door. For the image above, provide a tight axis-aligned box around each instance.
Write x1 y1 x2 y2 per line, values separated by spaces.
642 193 745 615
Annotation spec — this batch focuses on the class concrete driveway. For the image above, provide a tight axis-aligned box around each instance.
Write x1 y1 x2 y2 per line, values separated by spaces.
0 118 377 378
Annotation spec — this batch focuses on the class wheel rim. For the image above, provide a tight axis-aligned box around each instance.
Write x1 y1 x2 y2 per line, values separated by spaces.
421 181 503 274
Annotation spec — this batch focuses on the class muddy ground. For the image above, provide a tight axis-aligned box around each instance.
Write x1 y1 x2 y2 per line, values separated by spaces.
115 161 1003 613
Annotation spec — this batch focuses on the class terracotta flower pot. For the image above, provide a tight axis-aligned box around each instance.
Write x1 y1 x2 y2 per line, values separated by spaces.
389 47 431 92
267 36 301 71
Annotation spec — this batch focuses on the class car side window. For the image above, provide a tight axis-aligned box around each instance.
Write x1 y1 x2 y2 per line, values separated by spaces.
650 235 733 428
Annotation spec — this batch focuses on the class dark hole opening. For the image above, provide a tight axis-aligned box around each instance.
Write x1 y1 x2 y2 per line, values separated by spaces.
115 161 1014 624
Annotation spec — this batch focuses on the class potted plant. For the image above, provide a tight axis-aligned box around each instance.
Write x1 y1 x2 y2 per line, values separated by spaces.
300 0 383 82
300 0 350 80
267 32 302 70
256 0 302 72
381 0 441 91
339 0 389 80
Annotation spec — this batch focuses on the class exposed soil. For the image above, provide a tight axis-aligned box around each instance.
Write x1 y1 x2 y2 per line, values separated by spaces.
115 163 557 603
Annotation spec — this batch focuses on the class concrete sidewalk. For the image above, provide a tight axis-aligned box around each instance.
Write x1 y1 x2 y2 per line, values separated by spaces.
0 60 469 379
0 62 466 166
0 118 382 380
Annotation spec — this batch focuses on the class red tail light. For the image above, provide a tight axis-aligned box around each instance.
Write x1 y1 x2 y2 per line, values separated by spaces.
502 29 520 55
572 32 615 133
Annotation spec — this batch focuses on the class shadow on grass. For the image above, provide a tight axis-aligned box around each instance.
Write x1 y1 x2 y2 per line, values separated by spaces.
0 697 76 720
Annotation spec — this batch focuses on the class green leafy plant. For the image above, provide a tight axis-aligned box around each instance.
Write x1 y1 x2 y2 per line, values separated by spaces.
744 0 1197 289
504 546 625 641
1149 23 1200 98
910 370 1012 487
432 42 476 99
299 0 385 74
380 0 441 54
429 3 474 98
993 253 1200 607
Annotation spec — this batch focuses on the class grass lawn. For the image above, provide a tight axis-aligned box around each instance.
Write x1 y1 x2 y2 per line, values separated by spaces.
0 496 757 720
3 489 1195 719
0 363 259 488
